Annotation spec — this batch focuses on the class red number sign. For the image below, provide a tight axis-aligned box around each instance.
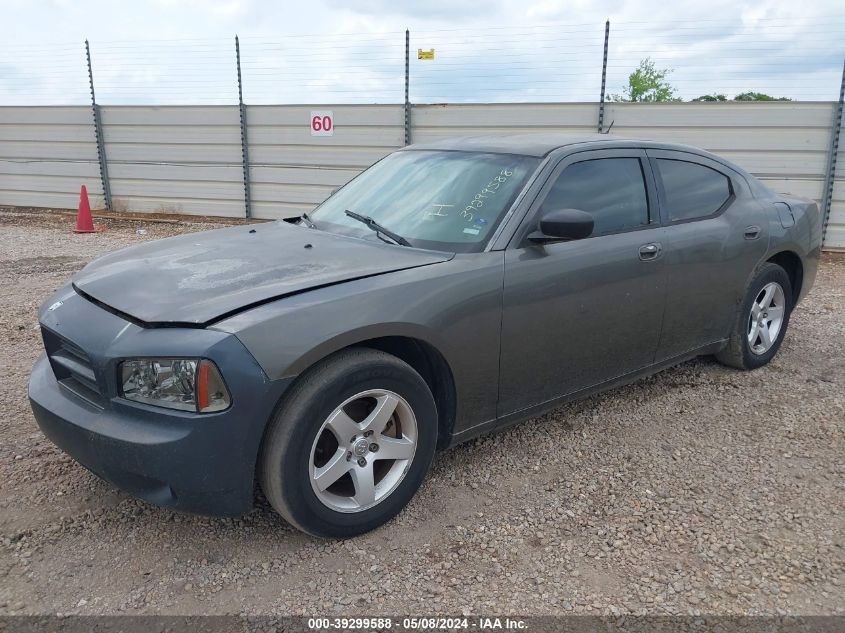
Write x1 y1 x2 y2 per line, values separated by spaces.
310 110 334 137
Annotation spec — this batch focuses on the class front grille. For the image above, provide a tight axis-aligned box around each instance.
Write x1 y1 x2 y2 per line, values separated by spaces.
41 327 104 408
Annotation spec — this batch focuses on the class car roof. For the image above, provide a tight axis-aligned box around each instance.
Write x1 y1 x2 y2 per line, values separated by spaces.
402 133 714 159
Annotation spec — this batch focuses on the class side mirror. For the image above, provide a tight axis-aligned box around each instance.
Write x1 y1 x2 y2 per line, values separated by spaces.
528 208 594 243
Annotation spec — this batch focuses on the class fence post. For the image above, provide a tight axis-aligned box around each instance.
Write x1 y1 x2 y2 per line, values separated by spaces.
597 20 610 133
85 39 112 212
821 57 845 246
235 35 252 219
404 29 411 146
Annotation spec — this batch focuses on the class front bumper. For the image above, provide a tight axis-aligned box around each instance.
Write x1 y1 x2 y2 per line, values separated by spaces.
28 287 292 516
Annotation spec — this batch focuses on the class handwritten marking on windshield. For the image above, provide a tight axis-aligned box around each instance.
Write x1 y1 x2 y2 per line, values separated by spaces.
425 204 453 218
462 168 515 222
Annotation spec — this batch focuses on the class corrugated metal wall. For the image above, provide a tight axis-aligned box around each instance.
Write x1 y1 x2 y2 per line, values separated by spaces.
0 102 842 248
100 106 244 217
0 107 103 209
246 105 403 219
411 103 599 141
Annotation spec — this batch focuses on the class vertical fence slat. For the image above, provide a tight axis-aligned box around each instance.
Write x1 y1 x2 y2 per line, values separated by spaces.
597 20 610 133
404 30 411 146
821 57 845 246
236 35 252 219
86 39 112 211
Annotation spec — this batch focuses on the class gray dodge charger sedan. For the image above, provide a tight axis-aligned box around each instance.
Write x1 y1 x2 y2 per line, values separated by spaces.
29 135 822 537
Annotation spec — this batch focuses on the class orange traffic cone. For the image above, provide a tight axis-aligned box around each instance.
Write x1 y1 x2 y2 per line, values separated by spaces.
73 185 97 233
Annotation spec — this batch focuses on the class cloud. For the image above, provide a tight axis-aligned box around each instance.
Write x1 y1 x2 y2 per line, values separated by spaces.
0 0 842 104
322 0 504 20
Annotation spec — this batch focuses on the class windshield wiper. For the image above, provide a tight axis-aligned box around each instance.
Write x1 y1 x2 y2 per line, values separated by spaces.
299 212 316 228
344 210 411 247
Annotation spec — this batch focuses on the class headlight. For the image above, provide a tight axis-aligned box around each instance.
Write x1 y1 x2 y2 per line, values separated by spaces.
119 358 231 413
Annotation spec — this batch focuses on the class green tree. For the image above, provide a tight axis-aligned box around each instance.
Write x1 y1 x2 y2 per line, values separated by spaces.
692 93 727 102
733 92 792 101
610 58 678 102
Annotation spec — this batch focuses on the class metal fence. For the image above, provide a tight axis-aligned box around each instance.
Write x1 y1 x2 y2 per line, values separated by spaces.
1 16 844 248
1 100 843 249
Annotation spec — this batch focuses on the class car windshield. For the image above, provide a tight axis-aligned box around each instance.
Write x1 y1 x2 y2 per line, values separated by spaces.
309 150 540 252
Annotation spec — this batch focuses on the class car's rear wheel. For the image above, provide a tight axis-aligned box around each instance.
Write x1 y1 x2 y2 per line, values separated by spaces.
716 262 793 370
259 348 437 538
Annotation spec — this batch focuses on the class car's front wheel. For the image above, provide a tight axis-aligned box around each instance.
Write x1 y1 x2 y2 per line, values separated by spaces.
716 262 793 370
259 348 437 538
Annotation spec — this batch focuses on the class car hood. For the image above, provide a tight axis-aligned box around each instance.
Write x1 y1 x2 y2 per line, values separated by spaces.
72 221 454 325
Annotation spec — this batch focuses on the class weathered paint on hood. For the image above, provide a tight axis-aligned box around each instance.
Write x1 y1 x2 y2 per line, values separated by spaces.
72 221 454 325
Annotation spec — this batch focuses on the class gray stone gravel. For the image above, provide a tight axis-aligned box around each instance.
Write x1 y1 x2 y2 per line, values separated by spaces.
0 209 843 617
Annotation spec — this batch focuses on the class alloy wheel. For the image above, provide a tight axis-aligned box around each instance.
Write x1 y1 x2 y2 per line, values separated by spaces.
308 389 418 513
747 281 786 355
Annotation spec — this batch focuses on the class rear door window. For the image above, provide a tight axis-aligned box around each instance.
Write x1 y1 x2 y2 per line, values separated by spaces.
656 159 732 222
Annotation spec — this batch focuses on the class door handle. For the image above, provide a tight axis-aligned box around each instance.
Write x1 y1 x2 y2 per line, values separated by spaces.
638 242 662 261
744 225 761 240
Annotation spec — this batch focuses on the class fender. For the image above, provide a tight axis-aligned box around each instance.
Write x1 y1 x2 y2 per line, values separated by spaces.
212 253 506 435
279 322 454 379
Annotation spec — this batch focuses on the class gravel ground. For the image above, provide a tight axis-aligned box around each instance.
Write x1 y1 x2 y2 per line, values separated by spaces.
0 208 843 617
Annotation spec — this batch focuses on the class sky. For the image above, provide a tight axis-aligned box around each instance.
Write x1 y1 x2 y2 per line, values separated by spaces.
0 0 843 105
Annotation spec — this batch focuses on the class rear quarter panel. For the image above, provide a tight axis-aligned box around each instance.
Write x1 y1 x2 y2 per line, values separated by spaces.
763 194 822 304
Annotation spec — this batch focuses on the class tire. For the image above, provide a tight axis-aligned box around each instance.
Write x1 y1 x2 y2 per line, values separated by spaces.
716 262 793 370
259 348 438 538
